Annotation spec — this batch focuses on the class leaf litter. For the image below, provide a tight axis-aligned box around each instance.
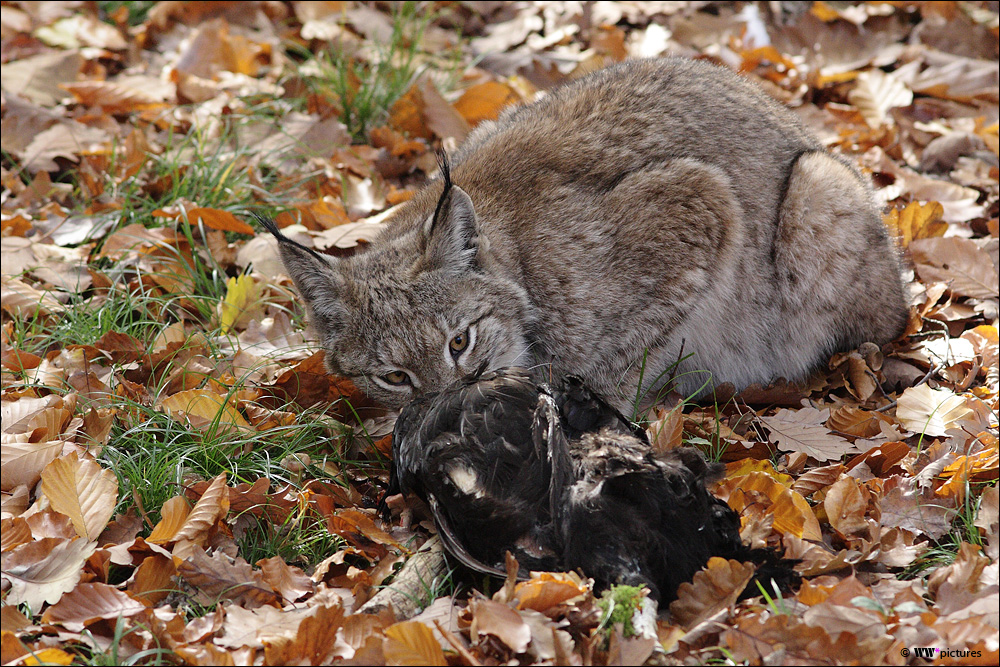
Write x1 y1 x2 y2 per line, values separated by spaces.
0 1 997 665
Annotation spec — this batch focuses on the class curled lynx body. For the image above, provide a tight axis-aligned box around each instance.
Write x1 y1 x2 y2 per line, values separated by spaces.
271 58 907 410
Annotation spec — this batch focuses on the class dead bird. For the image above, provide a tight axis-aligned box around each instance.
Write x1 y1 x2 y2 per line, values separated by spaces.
381 367 797 603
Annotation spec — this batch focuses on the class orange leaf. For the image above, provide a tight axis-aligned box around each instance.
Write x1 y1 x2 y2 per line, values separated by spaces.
186 207 255 235
514 572 589 611
128 555 178 605
40 455 118 541
383 621 445 666
454 81 521 126
884 200 946 247
146 496 190 544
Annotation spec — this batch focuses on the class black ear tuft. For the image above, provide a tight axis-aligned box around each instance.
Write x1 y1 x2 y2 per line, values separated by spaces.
422 154 480 271
252 212 331 265
430 151 454 237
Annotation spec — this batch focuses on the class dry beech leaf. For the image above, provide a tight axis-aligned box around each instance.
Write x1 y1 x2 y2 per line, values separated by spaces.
848 69 912 128
823 476 869 538
41 582 146 632
910 237 1000 300
172 473 230 546
257 555 314 602
418 76 471 142
146 495 191 544
262 603 347 665
1 537 97 609
177 546 280 608
760 408 855 461
718 472 823 541
1 437 64 492
828 405 889 438
514 572 589 611
895 384 973 436
0 517 32 552
40 455 118 541
669 557 754 629
383 620 447 666
161 389 251 430
127 554 178 605
470 598 532 654
454 81 522 126
884 201 946 248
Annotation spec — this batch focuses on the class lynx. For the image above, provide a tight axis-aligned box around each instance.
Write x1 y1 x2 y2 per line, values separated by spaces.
263 58 907 413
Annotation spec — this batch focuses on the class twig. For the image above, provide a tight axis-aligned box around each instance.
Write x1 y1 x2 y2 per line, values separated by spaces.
875 363 939 413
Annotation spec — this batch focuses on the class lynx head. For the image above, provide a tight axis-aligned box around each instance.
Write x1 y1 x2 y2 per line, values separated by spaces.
259 163 534 408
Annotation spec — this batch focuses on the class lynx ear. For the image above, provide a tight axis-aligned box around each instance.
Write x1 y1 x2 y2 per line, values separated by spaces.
254 214 345 325
422 159 480 272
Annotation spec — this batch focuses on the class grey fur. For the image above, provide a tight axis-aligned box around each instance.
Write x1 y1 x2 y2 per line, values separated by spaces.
268 58 907 412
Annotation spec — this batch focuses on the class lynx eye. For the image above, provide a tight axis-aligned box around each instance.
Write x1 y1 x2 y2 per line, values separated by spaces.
382 370 411 386
449 330 470 357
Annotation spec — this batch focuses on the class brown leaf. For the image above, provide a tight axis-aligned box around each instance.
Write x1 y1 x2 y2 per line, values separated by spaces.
161 389 251 431
418 76 470 142
257 556 314 602
186 208 255 235
262 602 348 665
172 472 230 553
823 476 869 538
1 517 32 552
470 598 532 654
383 620 447 666
717 472 823 541
880 475 957 540
669 558 754 629
828 405 889 438
146 495 191 544
128 554 178 605
1 537 97 609
761 408 855 461
41 582 146 632
514 571 590 612
177 546 280 608
910 237 1000 300
40 454 118 541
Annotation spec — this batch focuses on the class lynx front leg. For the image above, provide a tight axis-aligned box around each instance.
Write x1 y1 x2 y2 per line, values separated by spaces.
590 158 747 411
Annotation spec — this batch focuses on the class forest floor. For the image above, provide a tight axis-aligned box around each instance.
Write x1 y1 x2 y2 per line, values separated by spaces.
1 1 997 665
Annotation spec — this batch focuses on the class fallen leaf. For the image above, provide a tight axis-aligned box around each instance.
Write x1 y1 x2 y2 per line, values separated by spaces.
40 454 117 541
895 384 973 436
1 537 97 609
848 69 912 127
177 546 280 608
470 598 532 653
910 237 1000 300
761 408 855 461
383 620 446 666
41 582 146 632
669 558 754 629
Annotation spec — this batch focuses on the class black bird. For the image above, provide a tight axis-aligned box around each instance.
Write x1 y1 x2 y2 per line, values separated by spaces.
382 367 796 602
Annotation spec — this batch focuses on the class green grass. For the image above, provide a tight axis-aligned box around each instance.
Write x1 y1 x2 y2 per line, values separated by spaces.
901 480 996 580
299 1 454 141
